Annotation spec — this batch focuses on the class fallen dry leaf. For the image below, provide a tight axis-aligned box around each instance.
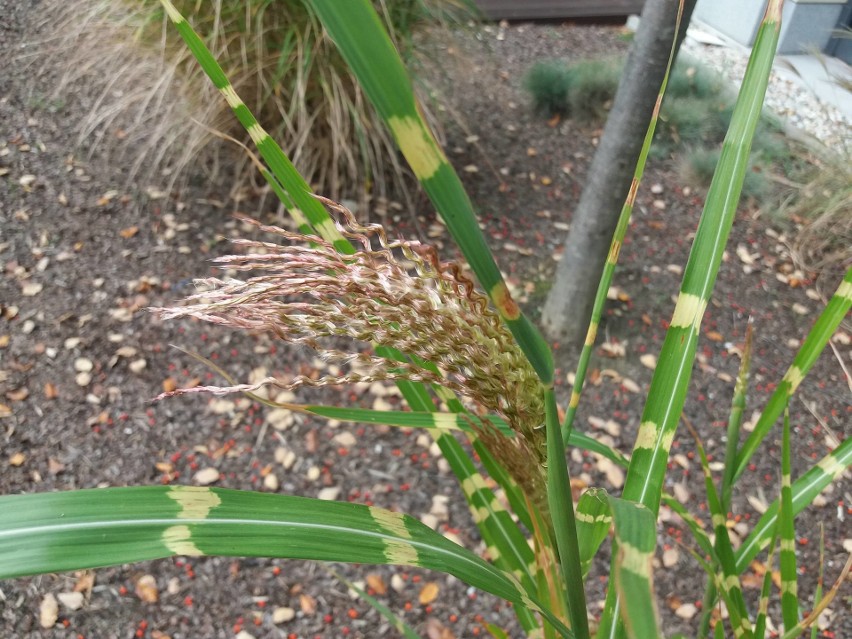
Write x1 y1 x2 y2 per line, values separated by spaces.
21 282 43 296
675 602 697 620
119 226 139 239
662 547 679 568
600 341 626 358
640 354 657 370
6 387 29 401
299 593 317 615
57 591 84 611
366 573 387 595
418 581 440 605
9 452 25 467
272 607 295 623
39 594 59 628
425 617 457 639
162 377 177 393
48 458 65 475
621 378 640 393
135 574 159 603
194 467 220 486
44 382 59 399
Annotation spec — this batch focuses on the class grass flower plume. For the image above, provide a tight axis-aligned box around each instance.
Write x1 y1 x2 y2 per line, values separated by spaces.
154 199 545 449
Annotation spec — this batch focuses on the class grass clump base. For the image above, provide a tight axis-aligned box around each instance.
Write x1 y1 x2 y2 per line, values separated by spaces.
44 0 471 205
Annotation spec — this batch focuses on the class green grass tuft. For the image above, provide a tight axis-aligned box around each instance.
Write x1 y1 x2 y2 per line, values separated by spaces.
566 59 621 122
524 61 574 116
524 58 621 120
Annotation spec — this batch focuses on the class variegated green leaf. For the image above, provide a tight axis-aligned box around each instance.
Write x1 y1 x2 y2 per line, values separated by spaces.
306 0 553 383
298 404 625 468
375 346 542 635
561 0 681 440
158 0 354 254
736 437 850 571
599 4 783 637
576 489 612 580
734 266 852 482
0 486 572 636
779 408 799 631
608 496 661 639
692 427 753 639
753 536 778 639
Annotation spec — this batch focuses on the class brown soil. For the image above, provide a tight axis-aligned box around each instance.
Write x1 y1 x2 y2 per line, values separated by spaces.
1 4 849 639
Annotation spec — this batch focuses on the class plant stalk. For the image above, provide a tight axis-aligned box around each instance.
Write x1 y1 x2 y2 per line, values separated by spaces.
544 387 589 639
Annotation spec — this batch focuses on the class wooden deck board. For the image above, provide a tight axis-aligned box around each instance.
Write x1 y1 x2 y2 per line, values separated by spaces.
473 0 646 20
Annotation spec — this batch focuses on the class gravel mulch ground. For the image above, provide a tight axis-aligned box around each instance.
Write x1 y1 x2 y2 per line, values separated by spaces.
1 4 849 639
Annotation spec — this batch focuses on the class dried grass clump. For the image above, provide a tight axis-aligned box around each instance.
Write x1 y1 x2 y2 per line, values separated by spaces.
42 0 472 204
781 146 851 292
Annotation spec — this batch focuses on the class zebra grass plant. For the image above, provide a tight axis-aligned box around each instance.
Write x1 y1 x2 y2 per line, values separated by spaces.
1 0 850 637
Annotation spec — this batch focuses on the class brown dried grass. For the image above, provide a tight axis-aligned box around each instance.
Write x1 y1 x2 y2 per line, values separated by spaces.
40 0 468 207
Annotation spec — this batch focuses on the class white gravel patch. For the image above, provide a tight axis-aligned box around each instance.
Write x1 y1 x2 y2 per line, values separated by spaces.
681 27 852 149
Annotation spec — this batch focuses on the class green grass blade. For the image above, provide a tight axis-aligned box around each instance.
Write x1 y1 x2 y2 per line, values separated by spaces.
621 0 781 519
307 0 553 383
331 569 423 639
733 266 852 482
721 320 754 510
528 500 571 636
561 0 684 440
158 0 354 255
735 437 851 572
544 388 589 639
1 487 549 615
690 424 753 639
301 404 626 468
661 493 716 559
375 346 542 634
299 405 514 437
472 438 536 533
779 408 799 632
607 496 662 639
810 526 825 639
436 438 539 595
599 5 783 637
575 489 613 581
699 321 754 637
753 536 778 639
779 554 852 639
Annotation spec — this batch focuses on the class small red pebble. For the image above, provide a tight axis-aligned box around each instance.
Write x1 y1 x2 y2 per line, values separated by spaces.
347 608 358 619
272 566 281 576
323 614 333 624
183 596 193 607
